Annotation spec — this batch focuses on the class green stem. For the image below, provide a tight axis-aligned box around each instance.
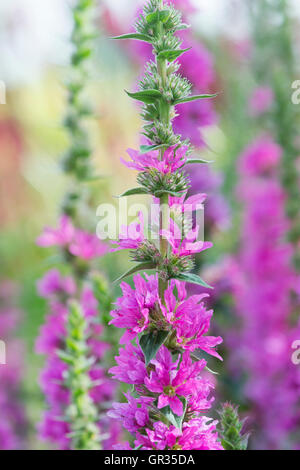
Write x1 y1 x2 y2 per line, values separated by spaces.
156 25 171 299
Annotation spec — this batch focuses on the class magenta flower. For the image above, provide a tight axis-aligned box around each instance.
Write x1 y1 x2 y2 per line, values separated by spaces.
169 193 207 213
0 283 27 449
134 417 222 450
108 393 153 433
121 145 188 174
35 306 67 355
38 410 70 450
178 37 215 91
111 212 146 252
161 219 213 257
166 0 196 15
238 135 282 177
159 283 222 359
225 137 298 449
37 216 107 261
37 269 76 298
144 346 207 415
109 342 147 385
248 86 274 117
69 230 108 260
109 274 158 343
36 215 74 248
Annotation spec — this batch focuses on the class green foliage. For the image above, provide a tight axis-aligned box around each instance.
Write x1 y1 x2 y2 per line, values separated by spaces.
113 262 156 284
58 302 102 450
140 330 169 365
173 272 213 289
161 397 187 430
218 403 249 450
118 187 149 197
137 168 190 197
112 33 152 42
62 0 96 183
112 0 216 369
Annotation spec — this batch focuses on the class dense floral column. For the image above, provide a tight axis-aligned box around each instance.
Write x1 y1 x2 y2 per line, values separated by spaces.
107 0 224 450
0 283 27 449
35 0 120 450
227 137 300 449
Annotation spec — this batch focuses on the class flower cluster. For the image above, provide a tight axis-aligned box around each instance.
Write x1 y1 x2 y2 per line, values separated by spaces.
110 274 222 358
108 0 223 450
36 0 121 451
0 282 27 450
36 268 121 450
37 215 107 261
226 136 300 449
109 344 222 450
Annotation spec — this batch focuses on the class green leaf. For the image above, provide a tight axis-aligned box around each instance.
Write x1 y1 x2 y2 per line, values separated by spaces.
205 366 219 375
174 93 218 105
140 144 166 154
125 89 162 104
146 10 171 25
172 272 213 289
118 187 149 197
111 33 152 43
57 350 75 365
113 262 156 284
140 330 169 365
221 438 235 451
185 158 214 165
160 397 187 430
157 48 191 62
154 189 185 197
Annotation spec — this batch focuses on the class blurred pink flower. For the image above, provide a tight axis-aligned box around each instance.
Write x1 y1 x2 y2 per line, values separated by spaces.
36 215 74 248
249 86 274 117
69 230 108 260
238 135 282 176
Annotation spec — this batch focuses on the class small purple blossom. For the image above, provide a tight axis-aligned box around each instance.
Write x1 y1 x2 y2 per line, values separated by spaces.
37 269 76 298
109 274 158 343
69 230 108 260
121 145 188 174
161 219 213 257
111 211 146 252
108 393 153 433
145 346 207 416
109 342 147 385
36 215 74 248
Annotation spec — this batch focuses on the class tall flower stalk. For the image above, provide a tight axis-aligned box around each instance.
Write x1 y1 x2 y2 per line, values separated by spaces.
36 0 120 450
248 0 300 271
226 137 300 449
108 0 223 450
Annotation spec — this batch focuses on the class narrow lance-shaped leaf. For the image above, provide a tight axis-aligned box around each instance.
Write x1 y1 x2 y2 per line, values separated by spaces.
160 397 187 430
126 89 163 104
174 93 218 105
140 144 167 154
117 187 149 197
172 272 213 289
140 330 169 365
154 189 186 197
111 33 152 43
185 158 214 165
113 262 156 284
157 47 191 63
